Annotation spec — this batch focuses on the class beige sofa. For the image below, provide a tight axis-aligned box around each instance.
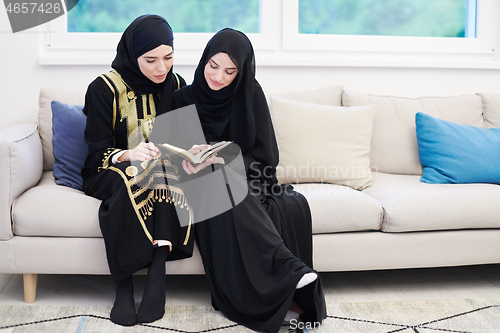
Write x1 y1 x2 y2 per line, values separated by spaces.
2 86 500 303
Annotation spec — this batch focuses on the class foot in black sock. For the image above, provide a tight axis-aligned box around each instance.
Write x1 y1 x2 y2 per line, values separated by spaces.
110 275 137 326
294 273 327 325
137 246 168 323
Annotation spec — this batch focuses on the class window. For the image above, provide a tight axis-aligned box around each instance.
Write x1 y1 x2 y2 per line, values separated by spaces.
40 0 499 68
67 0 260 33
41 0 278 64
282 0 498 67
298 0 474 38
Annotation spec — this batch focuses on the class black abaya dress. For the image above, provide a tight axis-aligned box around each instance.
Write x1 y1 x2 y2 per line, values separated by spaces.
82 71 193 283
173 86 325 333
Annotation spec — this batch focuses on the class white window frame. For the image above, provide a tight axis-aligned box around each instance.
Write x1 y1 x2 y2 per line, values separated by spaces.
281 0 500 68
39 0 279 65
39 0 500 69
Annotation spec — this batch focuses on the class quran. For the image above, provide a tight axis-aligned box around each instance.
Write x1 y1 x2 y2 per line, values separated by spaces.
158 141 232 164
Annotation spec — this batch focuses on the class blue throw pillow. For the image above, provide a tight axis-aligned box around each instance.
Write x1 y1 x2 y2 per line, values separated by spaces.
51 100 88 191
416 112 500 184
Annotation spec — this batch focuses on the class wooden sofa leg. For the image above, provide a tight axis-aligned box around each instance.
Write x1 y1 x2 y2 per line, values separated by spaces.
23 274 37 303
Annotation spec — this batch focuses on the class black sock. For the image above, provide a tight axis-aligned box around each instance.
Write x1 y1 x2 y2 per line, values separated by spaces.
293 276 327 324
110 275 137 326
137 246 169 323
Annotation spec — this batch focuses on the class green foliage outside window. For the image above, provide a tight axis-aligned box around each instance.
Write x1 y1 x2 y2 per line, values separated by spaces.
68 0 471 38
299 0 469 37
67 0 260 33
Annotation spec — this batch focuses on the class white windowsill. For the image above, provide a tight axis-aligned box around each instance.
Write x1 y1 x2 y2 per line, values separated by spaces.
38 0 500 70
39 44 500 69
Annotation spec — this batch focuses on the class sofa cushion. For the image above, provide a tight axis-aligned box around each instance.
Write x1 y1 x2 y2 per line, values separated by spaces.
0 122 43 241
51 100 88 191
416 112 500 184
293 183 383 234
271 97 375 190
364 172 500 233
342 90 485 175
39 88 85 171
12 172 102 237
477 92 500 128
269 85 343 107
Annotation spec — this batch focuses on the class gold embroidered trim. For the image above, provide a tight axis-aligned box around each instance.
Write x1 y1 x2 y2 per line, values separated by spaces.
140 160 149 170
131 172 180 199
173 72 181 90
108 163 192 246
136 185 187 212
108 165 153 243
101 70 157 150
184 204 193 245
99 148 121 171
99 70 192 247
125 166 138 177
131 157 177 184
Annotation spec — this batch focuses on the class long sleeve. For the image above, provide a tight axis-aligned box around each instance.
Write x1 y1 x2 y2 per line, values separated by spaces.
81 77 122 181
243 83 279 184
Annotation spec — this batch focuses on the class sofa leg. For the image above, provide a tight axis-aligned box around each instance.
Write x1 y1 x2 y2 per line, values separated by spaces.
23 273 37 303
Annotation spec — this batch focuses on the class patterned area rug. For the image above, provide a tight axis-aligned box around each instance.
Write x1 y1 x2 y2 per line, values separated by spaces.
1 299 500 333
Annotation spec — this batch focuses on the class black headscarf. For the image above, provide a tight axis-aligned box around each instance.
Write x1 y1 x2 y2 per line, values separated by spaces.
112 14 174 114
191 28 278 169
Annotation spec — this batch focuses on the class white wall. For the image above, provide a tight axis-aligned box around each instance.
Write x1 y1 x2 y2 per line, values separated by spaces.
1 15 500 128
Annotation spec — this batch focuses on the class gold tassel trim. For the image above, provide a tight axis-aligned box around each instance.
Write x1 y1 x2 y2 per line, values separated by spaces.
136 185 191 246
108 166 153 243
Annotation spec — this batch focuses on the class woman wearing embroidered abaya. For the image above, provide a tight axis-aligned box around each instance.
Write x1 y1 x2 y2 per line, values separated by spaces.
173 28 326 333
82 15 191 326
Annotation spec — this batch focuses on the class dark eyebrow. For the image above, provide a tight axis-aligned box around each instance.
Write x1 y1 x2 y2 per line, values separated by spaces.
210 58 237 70
144 51 173 59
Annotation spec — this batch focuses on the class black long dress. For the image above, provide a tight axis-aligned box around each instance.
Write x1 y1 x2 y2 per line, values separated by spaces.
80 14 194 284
82 71 193 283
171 28 326 333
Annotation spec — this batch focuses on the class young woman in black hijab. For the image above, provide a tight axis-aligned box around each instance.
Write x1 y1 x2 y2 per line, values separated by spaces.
82 15 190 326
173 28 326 333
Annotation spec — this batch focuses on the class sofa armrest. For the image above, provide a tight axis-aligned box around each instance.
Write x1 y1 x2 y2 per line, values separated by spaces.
0 122 43 240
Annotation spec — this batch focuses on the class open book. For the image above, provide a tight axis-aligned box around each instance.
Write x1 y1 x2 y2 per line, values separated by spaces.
158 141 232 164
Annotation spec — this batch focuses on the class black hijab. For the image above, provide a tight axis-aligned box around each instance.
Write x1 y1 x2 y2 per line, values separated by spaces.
191 28 278 169
112 14 174 114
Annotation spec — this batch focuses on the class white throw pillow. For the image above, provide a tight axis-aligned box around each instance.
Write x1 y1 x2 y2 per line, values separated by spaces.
477 92 500 128
271 97 375 190
342 90 485 175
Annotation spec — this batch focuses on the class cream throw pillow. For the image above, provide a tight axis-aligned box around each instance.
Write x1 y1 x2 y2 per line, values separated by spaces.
477 92 500 128
342 90 485 175
271 97 375 190
270 85 343 107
